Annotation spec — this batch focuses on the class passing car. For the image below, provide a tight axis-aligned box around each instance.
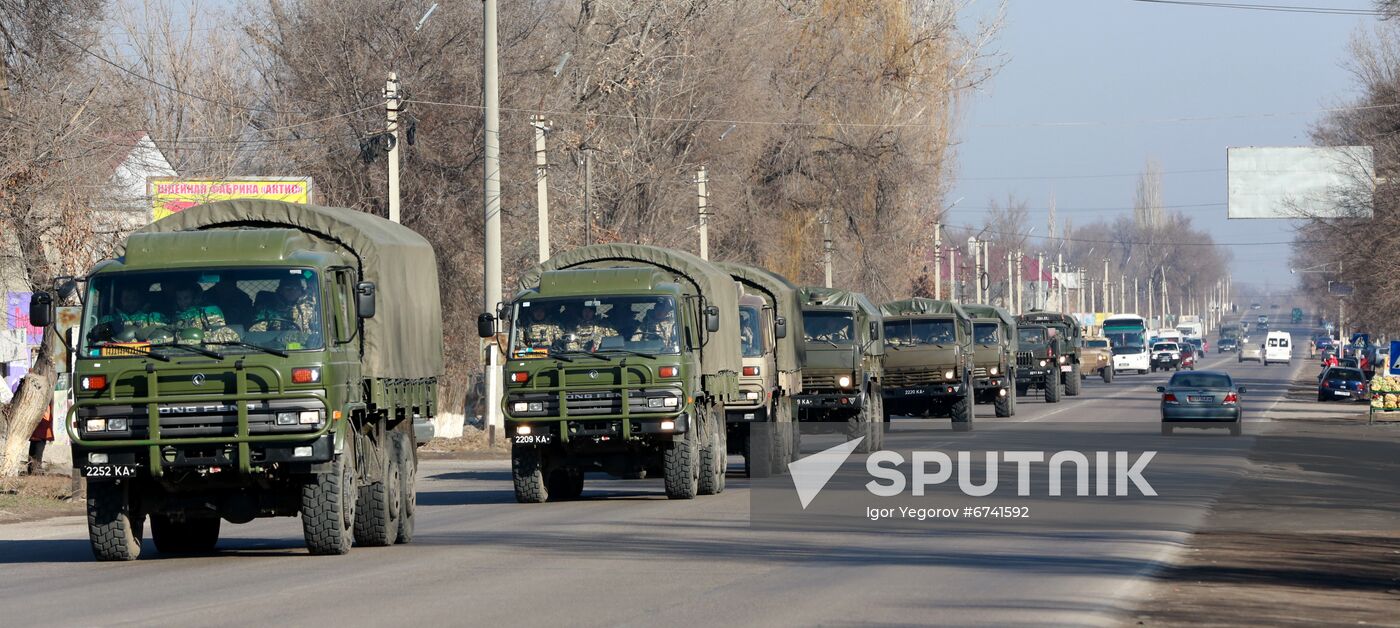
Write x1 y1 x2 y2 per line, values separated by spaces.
1183 338 1205 359
1217 337 1239 353
1159 370 1244 436
1318 366 1367 402
1081 337 1115 383
1238 343 1264 363
1311 335 1334 357
1257 315 1268 324
1251 303 1261 310
1151 342 1184 372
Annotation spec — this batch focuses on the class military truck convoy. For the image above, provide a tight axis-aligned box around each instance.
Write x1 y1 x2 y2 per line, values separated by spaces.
32 203 1128 556
30 200 439 560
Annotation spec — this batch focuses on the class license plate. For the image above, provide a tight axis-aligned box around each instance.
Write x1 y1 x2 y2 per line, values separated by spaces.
1334 391 1351 397
1188 395 1214 403
796 398 815 406
1158 356 1172 362
82 465 139 478
513 434 554 445
904 388 927 396
1060 365 1072 372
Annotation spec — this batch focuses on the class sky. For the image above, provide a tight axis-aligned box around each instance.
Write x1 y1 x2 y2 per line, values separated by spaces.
951 0 1377 290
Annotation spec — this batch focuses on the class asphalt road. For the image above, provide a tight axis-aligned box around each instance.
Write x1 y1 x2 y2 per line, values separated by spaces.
0 325 1316 627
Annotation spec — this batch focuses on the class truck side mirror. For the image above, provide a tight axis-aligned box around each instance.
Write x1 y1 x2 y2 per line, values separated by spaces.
774 316 787 339
29 292 53 328
54 276 78 300
478 313 496 339
356 281 377 319
705 306 720 333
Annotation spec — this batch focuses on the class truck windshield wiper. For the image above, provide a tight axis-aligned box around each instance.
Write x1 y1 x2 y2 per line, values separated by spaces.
148 342 225 360
85 342 171 362
553 350 612 361
598 348 655 359
204 341 288 358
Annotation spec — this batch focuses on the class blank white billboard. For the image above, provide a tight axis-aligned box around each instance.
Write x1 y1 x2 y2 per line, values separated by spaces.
1227 146 1373 219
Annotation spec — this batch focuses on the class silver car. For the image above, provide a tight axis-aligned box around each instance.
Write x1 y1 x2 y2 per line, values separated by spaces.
1237 343 1263 363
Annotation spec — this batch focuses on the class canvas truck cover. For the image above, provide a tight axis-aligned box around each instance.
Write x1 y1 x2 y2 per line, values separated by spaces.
715 262 806 374
961 304 1016 331
799 286 885 356
1018 311 1080 332
880 298 972 322
518 244 742 378
130 199 443 380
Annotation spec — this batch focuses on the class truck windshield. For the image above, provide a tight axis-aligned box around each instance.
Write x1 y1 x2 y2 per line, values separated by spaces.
739 305 764 358
884 318 956 347
82 268 323 357
804 311 855 346
511 295 680 357
1018 327 1046 345
973 322 999 344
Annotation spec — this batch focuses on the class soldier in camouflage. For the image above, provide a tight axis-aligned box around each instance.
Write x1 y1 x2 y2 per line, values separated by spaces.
631 300 677 348
97 286 167 340
564 306 618 352
250 276 320 347
169 280 240 344
520 306 564 350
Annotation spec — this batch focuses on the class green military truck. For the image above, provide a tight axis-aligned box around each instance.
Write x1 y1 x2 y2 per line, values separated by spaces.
31 200 440 560
479 244 742 501
1014 311 1083 402
715 262 805 478
794 287 885 451
878 298 976 429
962 304 1019 417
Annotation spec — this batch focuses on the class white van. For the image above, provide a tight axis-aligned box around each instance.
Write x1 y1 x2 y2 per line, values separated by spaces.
1264 331 1292 365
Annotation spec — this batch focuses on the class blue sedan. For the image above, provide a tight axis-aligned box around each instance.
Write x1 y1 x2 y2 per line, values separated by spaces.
1317 366 1367 402
1159 370 1244 436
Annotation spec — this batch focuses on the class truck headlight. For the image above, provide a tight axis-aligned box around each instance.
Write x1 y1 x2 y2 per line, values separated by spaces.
1057 355 1066 364
648 397 664 408
943 370 956 380
85 419 106 432
299 411 320 425
989 366 999 376
837 375 852 388
107 418 128 432
1039 359 1047 367
512 402 529 412
276 412 298 426
663 397 679 408
528 402 543 412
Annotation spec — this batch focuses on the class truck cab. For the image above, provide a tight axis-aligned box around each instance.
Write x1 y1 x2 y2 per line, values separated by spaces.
960 304 1019 418
1017 311 1084 399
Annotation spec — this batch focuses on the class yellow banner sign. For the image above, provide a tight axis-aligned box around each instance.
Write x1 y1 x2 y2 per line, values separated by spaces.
149 178 313 222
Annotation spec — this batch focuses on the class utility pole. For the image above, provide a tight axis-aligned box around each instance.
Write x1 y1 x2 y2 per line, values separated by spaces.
1035 252 1044 310
1134 277 1140 315
1015 250 1024 314
1006 250 1013 310
583 149 593 245
951 246 961 304
933 223 942 300
481 0 503 444
1055 252 1064 311
1102 258 1110 314
532 115 551 262
696 166 709 260
820 216 832 289
385 72 403 224
967 237 979 303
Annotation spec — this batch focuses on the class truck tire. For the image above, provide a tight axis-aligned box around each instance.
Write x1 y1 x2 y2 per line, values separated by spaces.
393 431 416 544
994 388 1013 417
850 395 877 453
1044 373 1062 403
663 427 700 500
1101 367 1114 384
950 386 974 431
546 466 585 500
772 397 795 473
872 392 886 450
354 439 401 547
699 407 727 495
1064 365 1082 396
301 450 357 555
87 480 144 561
511 446 549 503
151 515 220 554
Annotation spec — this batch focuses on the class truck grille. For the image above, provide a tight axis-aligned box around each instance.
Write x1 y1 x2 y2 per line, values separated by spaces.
802 374 833 389
972 367 989 379
510 389 681 418
884 370 941 387
1016 351 1035 367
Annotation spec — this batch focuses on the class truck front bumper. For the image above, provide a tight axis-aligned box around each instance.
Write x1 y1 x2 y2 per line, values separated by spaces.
794 391 864 414
73 433 334 476
883 384 966 400
505 413 690 448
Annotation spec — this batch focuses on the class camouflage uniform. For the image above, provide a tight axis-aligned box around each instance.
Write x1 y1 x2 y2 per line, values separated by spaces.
174 304 240 343
632 316 677 344
99 309 167 340
565 321 618 352
522 321 565 349
250 296 319 348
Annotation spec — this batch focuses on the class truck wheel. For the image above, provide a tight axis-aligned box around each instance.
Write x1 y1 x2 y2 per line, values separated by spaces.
849 398 877 453
1102 367 1114 384
869 391 885 450
663 426 700 500
511 446 550 503
699 409 726 496
301 450 357 555
87 480 144 561
950 386 974 431
1064 366 1082 396
1008 385 1018 416
393 431 416 544
773 397 796 473
354 439 401 547
151 515 220 554
1044 374 1062 403
994 389 1013 417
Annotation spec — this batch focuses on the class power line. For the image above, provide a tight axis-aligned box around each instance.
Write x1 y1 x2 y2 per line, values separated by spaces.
1126 0 1383 16
946 202 1225 213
